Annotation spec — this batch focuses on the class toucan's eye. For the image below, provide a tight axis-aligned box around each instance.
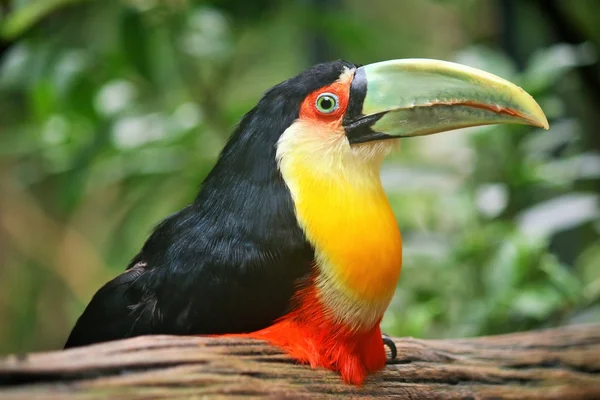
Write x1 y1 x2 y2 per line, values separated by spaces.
315 93 339 114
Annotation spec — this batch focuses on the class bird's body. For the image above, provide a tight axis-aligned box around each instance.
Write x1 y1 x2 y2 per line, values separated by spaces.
66 59 548 385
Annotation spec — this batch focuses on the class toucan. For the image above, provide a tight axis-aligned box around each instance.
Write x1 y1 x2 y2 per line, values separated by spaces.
65 59 548 385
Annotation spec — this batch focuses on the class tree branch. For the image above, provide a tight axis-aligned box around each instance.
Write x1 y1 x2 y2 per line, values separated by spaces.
1 324 600 399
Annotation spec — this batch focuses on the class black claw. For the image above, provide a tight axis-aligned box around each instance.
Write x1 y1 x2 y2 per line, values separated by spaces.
382 334 397 361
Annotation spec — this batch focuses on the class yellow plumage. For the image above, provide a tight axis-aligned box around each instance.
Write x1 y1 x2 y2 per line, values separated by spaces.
277 119 402 330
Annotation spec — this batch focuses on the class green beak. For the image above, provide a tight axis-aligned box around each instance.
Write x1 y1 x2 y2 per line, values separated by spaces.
343 59 549 144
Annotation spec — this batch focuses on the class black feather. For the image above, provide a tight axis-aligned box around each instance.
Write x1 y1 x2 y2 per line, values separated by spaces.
65 60 357 348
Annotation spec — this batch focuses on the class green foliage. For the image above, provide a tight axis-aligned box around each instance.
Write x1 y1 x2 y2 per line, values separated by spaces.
1 0 599 353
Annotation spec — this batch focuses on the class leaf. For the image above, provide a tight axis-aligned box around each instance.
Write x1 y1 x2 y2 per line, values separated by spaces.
511 284 563 319
0 0 87 40
574 242 600 303
517 193 599 239
120 8 152 81
540 255 582 302
523 43 597 93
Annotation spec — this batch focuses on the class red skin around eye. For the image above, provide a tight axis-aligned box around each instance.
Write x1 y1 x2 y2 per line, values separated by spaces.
299 80 352 127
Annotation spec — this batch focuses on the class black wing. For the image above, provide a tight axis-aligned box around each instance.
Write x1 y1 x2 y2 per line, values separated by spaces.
64 262 157 348
65 202 313 348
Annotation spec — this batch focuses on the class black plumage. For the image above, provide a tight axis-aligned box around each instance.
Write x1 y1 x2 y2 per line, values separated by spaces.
65 60 357 348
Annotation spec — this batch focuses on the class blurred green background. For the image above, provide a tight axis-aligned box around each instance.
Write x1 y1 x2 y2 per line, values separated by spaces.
1 0 600 354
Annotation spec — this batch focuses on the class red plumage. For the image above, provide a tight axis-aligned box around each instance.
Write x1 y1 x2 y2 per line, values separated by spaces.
227 283 386 385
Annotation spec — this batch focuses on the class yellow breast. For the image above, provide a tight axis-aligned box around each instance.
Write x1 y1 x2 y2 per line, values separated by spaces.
277 120 402 329
289 164 402 300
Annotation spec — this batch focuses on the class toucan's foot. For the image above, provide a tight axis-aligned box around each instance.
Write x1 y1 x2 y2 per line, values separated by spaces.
382 333 397 362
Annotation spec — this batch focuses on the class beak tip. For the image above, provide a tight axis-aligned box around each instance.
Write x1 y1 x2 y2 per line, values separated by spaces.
531 109 550 131
530 115 550 131
521 91 549 130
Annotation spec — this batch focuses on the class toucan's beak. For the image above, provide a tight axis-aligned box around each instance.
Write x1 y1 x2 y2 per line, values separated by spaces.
343 59 549 144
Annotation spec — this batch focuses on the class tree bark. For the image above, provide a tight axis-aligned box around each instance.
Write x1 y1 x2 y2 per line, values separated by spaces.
1 324 599 399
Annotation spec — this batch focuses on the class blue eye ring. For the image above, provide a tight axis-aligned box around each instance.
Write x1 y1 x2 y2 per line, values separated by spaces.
315 92 339 114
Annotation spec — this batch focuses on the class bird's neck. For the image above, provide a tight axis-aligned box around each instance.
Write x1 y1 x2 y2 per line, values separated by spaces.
278 138 402 331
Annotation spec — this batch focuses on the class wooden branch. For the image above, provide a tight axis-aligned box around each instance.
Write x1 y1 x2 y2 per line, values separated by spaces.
1 324 599 399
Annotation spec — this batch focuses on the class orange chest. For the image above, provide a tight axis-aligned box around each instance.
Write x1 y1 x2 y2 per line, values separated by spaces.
292 173 402 303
